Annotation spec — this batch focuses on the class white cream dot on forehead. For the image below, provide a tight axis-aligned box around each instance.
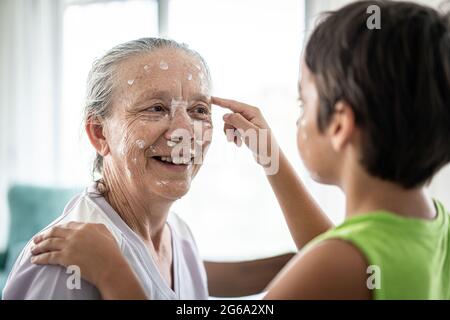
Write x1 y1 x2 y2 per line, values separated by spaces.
159 60 169 70
187 73 193 81
144 64 150 71
127 79 135 86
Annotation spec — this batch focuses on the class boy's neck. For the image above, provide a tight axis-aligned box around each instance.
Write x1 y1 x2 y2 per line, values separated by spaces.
342 164 436 221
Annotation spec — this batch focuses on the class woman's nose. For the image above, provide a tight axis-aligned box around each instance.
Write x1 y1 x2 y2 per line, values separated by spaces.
164 109 195 141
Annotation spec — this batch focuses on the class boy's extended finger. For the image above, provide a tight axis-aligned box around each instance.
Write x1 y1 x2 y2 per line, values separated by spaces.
212 96 257 118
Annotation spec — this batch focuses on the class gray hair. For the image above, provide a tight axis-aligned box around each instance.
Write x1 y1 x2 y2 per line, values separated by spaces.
84 37 212 177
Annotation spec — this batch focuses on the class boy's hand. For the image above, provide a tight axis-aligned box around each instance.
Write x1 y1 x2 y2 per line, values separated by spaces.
212 96 279 172
30 222 125 290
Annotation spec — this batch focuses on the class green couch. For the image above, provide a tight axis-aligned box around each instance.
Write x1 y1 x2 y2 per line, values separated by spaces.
0 185 80 297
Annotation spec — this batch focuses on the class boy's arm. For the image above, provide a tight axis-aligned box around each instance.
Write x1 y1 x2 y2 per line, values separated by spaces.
212 97 334 249
204 253 295 297
266 150 332 249
264 240 371 299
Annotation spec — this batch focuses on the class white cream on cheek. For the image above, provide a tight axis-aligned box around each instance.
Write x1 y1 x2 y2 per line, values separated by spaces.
159 60 169 70
136 139 146 149
118 135 128 156
155 180 169 187
114 135 136 181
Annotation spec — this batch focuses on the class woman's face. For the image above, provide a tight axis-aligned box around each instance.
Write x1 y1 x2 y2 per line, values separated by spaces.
296 60 338 184
103 48 213 201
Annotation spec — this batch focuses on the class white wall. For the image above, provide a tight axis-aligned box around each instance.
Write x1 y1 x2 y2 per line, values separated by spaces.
0 0 9 251
0 0 64 251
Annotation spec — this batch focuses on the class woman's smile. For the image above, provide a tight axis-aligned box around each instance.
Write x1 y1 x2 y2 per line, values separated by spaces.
149 155 193 173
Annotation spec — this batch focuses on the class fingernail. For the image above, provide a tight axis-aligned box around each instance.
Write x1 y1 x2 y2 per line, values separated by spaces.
223 114 230 120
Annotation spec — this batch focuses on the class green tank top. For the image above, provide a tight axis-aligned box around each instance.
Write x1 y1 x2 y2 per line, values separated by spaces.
305 200 450 299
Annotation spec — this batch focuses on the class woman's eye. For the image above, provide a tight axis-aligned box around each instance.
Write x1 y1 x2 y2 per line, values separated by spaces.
146 104 165 112
190 105 210 115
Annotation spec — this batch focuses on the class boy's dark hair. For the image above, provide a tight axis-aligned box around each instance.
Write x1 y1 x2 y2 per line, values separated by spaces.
305 0 450 188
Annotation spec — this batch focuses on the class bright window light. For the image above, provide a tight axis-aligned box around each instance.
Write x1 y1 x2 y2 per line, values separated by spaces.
166 0 343 260
60 0 158 185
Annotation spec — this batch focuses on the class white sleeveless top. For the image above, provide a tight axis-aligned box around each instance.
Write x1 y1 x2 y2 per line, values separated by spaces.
2 184 209 300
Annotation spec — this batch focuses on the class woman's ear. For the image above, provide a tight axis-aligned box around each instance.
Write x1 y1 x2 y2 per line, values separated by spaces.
327 101 356 152
85 116 110 157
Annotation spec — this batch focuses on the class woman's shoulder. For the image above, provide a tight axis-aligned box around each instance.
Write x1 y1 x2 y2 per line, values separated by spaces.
7 187 123 279
265 239 371 299
48 187 124 249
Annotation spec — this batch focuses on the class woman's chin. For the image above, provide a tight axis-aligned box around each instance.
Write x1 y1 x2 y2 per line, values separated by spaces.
152 179 191 200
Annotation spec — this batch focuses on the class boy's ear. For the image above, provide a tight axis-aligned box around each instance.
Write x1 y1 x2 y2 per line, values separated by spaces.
327 101 356 152
85 116 110 157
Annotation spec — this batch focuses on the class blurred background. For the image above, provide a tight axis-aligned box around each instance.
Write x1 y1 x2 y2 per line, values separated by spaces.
0 0 449 277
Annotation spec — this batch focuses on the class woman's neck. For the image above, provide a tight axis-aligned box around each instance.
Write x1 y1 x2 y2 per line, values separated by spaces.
341 162 436 220
102 174 173 250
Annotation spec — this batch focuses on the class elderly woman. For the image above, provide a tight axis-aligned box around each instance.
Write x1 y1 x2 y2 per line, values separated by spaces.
2 38 292 300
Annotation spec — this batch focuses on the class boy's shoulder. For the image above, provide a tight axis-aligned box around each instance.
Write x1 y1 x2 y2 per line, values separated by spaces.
265 238 370 299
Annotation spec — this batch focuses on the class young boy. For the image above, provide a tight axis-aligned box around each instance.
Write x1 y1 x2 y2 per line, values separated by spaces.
29 0 450 299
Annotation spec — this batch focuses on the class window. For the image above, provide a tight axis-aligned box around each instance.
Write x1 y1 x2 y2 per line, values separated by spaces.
166 0 335 259
60 0 158 185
